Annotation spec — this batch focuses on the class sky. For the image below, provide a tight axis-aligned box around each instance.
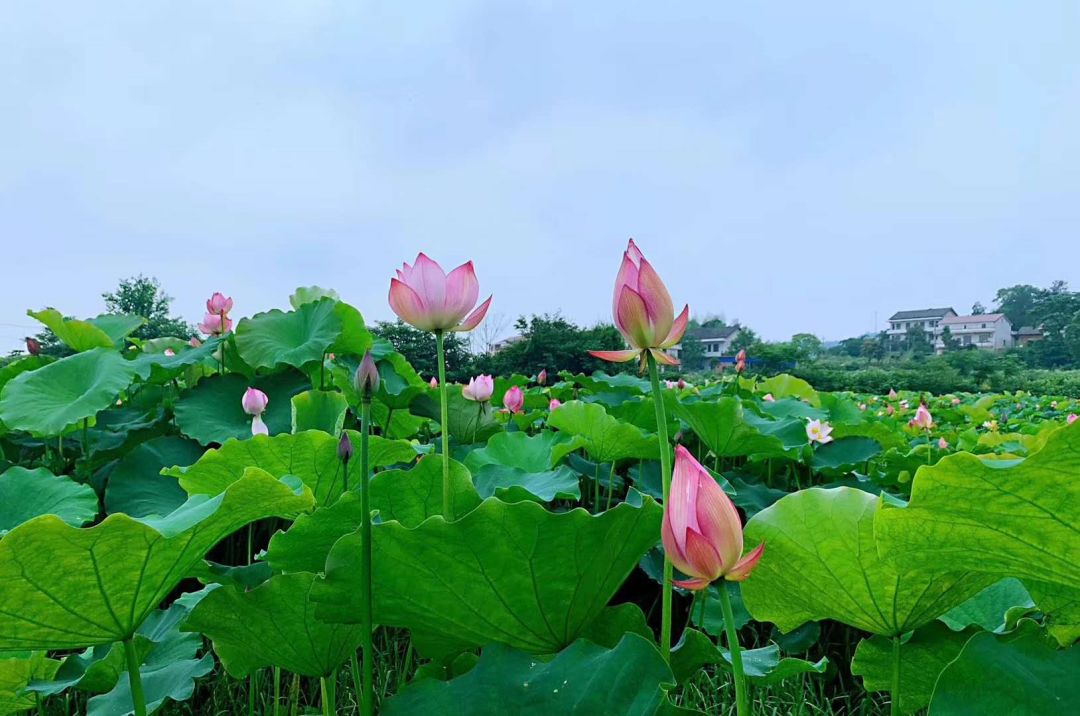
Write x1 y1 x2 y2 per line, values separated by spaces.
2 2 1078 352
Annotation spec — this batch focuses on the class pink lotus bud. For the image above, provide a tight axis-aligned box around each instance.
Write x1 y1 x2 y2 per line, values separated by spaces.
661 445 765 590
763 393 776 402
338 432 353 462
198 312 232 336
1068 414 1078 425
24 337 41 356
429 376 438 389
502 385 524 414
164 348 176 357
886 404 895 416
354 351 380 395
938 437 948 450
888 389 898 399
735 349 747 374
951 397 961 406
589 239 689 366
912 403 933 430
462 375 494 403
548 398 562 411
859 403 867 411
388 253 492 333
665 380 677 389
189 337 202 348
242 387 269 416
677 378 687 390
206 292 234 316
806 419 834 445
537 369 547 386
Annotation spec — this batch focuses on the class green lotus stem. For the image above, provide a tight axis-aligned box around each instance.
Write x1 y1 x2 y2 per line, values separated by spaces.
359 397 375 716
891 635 901 716
604 461 616 511
718 584 749 716
288 672 300 716
320 672 336 716
248 669 258 715
123 637 147 716
81 418 88 459
273 666 281 716
435 331 453 520
593 462 601 512
645 351 674 662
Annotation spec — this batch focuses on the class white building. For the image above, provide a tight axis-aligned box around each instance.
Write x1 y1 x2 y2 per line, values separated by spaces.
886 308 956 345
667 325 741 368
936 314 1013 352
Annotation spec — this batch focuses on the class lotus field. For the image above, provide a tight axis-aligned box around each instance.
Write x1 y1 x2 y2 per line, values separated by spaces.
0 243 1077 716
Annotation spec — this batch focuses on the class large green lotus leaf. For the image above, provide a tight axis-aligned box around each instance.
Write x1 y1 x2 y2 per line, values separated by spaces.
473 465 580 502
0 468 313 650
265 455 481 574
0 467 97 533
670 629 827 685
130 337 222 383
0 652 59 715
938 578 1034 633
87 314 147 344
164 430 418 506
104 436 204 518
876 423 1080 592
313 494 663 659
1025 580 1080 646
755 374 820 406
851 622 974 715
810 436 882 473
290 390 348 434
289 286 339 308
172 371 311 445
28 308 118 352
740 487 995 635
86 653 213 716
409 391 502 444
464 430 582 473
928 621 1080 715
547 401 657 463
184 572 365 678
674 397 800 460
234 299 339 370
381 634 676 716
0 356 53 396
0 348 137 436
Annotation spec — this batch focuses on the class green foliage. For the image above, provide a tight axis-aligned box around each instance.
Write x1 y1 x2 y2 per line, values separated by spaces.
101 275 194 341
372 320 473 381
473 313 630 377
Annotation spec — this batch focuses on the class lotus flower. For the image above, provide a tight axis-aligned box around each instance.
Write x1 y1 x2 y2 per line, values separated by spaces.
163 348 176 357
206 292 234 315
806 419 833 445
763 393 776 402
189 337 202 348
242 387 269 436
951 397 962 406
677 378 687 390
537 369 548 386
938 437 948 450
1068 413 1078 425
859 403 867 411
463 375 494 403
589 239 688 366
198 312 232 336
886 404 895 416
388 253 492 333
911 403 933 430
1051 401 1058 409
502 385 524 414
735 349 747 374
888 389 898 399
661 445 765 590
355 352 380 395
429 376 438 389
549 398 562 411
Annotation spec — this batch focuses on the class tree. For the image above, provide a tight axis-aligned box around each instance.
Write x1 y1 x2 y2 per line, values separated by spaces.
993 284 1044 329
731 328 758 352
677 335 707 371
471 314 628 377
102 275 193 340
860 336 885 362
372 321 473 381
470 311 510 354
971 301 986 315
790 333 823 361
905 323 933 357
939 325 960 352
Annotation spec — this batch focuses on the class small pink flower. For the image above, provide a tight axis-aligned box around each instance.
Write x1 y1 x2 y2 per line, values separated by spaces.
242 387 269 437
549 398 562 411
463 375 495 403
888 389 898 399
206 292 234 315
735 349 747 374
537 369 547 386
429 376 438 389
189 337 202 348
502 385 524 414
886 405 895 416
951 398 961 406
1068 414 1078 425
911 403 933 430
661 445 765 590
806 419 834 445
388 254 492 333
938 437 948 450
163 348 176 357
858 403 867 411
762 393 776 402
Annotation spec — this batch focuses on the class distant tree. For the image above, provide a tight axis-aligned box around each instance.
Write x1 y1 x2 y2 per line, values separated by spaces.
470 311 510 354
731 328 758 352
860 336 885 363
102 275 194 340
677 335 707 371
939 325 960 352
373 320 473 381
790 333 823 361
906 324 933 357
471 314 628 377
971 301 986 315
993 284 1045 329
699 315 728 330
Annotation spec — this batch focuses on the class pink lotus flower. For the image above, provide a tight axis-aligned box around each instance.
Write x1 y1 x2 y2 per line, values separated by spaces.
661 445 765 590
665 380 678 389
886 404 895 416
888 389 898 399
198 312 232 336
537 369 547 386
938 437 948 450
735 349 747 374
163 348 176 357
463 375 494 403
763 393 776 402
502 385 524 414
388 253 492 333
189 337 202 348
206 292 234 315
951 397 962 406
589 239 688 366
429 376 438 389
911 403 933 430
1069 413 1078 425
858 403 867 411
549 398 562 411
242 387 269 436
806 419 834 445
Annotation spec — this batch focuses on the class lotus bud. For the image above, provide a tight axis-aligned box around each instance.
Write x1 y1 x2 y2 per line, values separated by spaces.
338 432 354 463
537 369 547 386
677 378 686 390
463 375 494 403
1069 414 1078 425
189 337 202 348
735 349 747 374
952 397 961 406
164 348 176 357
886 404 895 416
888 389 898 399
912 403 933 430
24 337 41 356
548 398 562 411
242 387 269 416
355 351 380 396
206 292 234 316
661 445 765 590
762 393 775 402
938 437 948 450
502 385 524 414
429 376 438 389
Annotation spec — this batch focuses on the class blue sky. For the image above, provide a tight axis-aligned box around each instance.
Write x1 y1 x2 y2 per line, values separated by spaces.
2 2 1077 351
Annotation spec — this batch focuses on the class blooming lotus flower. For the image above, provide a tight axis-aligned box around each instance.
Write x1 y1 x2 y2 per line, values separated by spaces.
502 385 524 414
198 312 232 336
661 445 765 590
911 403 933 430
429 376 438 389
537 369 547 386
589 239 688 366
888 389 898 399
938 437 948 450
355 351 380 395
806 419 833 445
206 292 234 315
549 398 562 411
388 253 492 333
463 375 494 403
242 387 269 436
665 380 678 389
763 393 776 402
163 348 176 357
1068 413 1078 425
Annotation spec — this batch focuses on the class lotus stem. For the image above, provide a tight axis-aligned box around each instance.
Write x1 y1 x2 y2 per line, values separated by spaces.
604 461 616 511
891 634 901 716
646 351 674 662
320 672 336 716
359 397 375 716
273 666 281 716
123 637 147 716
435 331 453 520
718 583 749 716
